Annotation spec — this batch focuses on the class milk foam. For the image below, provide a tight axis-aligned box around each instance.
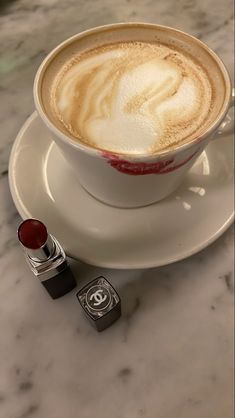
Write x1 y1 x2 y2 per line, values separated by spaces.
51 42 212 154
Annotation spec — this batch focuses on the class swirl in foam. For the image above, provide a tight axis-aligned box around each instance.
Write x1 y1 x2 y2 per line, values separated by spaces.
51 42 212 155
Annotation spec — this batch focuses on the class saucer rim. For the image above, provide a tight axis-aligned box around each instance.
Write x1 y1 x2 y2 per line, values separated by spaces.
9 112 235 269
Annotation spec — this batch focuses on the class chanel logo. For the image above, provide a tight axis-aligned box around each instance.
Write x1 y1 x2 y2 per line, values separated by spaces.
90 289 107 306
86 285 111 311
76 277 121 330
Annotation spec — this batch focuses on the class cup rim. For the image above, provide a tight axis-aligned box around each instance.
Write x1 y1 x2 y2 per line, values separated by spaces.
34 22 232 161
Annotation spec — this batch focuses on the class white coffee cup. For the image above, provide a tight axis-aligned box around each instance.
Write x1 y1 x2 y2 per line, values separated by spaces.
34 23 234 208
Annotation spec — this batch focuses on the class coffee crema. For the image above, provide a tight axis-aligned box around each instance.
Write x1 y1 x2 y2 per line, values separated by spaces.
50 41 213 155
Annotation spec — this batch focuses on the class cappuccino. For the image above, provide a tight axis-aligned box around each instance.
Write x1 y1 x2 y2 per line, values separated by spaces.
50 41 213 155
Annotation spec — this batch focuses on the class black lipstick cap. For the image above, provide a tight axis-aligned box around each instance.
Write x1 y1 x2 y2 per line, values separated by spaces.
76 277 121 331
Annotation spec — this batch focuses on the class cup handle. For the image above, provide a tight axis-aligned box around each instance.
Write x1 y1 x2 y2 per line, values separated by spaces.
215 87 235 138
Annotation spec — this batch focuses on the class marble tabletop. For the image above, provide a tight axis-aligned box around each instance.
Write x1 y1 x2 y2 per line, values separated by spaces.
0 1 234 417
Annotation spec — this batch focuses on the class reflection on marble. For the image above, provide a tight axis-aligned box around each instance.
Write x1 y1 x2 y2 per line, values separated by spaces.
0 1 234 417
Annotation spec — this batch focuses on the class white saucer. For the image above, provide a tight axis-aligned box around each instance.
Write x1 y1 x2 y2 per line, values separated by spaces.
9 112 234 269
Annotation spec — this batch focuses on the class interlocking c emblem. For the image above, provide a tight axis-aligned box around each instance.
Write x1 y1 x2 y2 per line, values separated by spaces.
86 285 111 311
90 289 107 306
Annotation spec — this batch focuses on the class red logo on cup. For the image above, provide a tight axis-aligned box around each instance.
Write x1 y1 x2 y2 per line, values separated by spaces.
102 150 199 175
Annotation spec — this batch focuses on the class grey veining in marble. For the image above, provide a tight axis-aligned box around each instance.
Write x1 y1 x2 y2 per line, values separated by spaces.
0 1 234 417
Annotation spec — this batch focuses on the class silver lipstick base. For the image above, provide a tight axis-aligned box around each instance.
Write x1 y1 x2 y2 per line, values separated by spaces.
23 235 77 299
27 235 55 262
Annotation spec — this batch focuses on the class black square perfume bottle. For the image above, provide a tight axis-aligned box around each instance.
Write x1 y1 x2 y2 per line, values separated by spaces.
76 277 121 331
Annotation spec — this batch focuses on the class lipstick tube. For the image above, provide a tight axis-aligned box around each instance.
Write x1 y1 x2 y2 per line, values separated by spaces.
18 219 76 299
